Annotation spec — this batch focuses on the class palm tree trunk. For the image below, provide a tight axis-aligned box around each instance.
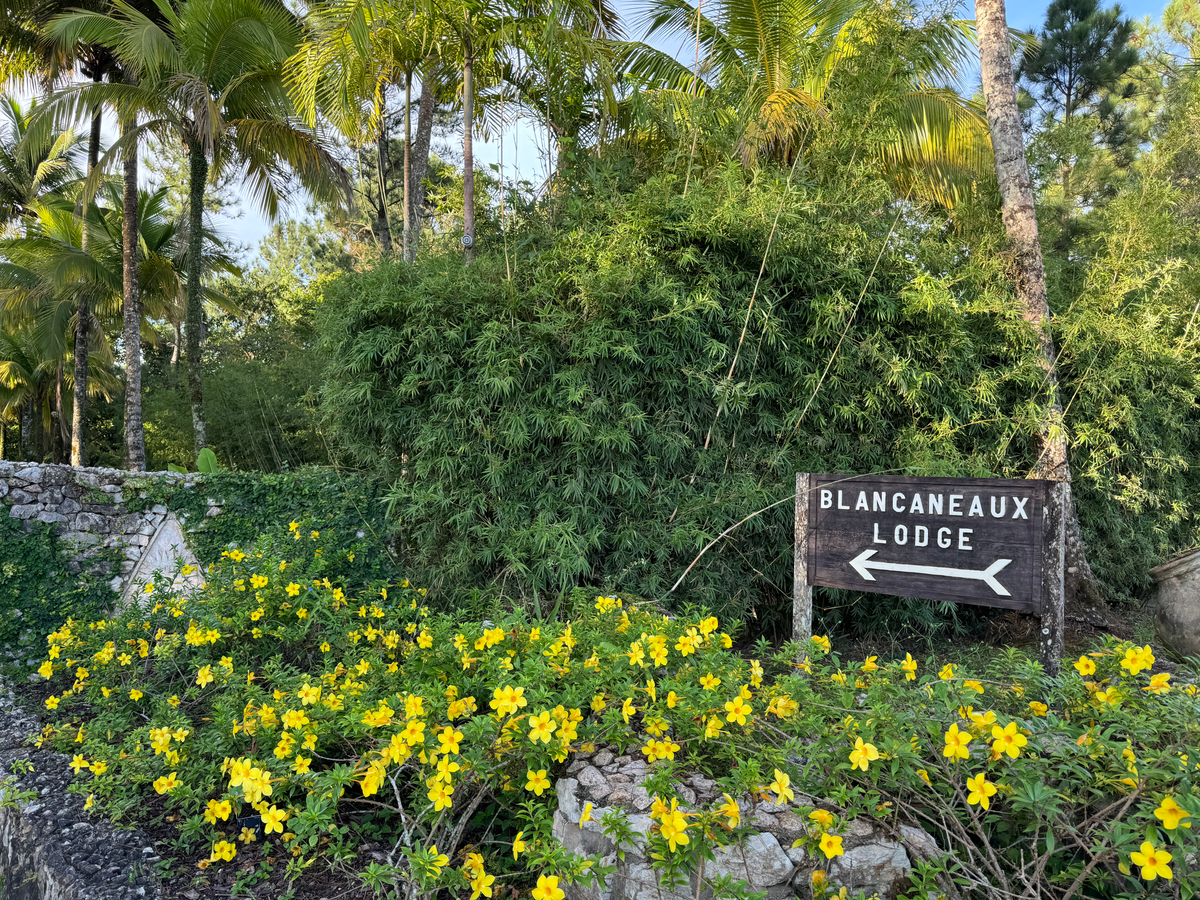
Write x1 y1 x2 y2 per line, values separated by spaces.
70 97 102 467
403 71 414 263
0 416 5 460
411 74 436 250
122 106 146 471
186 139 208 454
462 30 476 265
376 85 393 255
976 0 1103 644
56 362 69 450
172 321 181 366
20 400 33 460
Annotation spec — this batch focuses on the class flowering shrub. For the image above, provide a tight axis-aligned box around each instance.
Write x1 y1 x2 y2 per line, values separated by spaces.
33 526 1200 899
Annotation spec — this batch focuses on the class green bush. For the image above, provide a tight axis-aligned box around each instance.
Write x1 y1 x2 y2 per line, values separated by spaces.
0 514 112 659
36 532 1200 898
318 167 1200 634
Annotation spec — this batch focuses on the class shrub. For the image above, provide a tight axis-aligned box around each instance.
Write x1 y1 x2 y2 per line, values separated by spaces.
319 167 1200 636
35 531 1200 898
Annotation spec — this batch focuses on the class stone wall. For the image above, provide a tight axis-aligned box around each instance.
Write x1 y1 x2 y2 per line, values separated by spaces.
0 679 162 900
0 462 204 604
553 747 943 900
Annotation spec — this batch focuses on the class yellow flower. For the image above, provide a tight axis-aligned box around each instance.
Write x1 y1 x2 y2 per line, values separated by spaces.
286 582 301 597
943 723 972 760
469 871 496 900
1073 656 1096 677
45 695 60 710
427 782 453 811
812 635 831 654
203 799 232 824
861 656 878 672
809 808 835 830
1120 645 1155 676
1027 701 1048 717
1154 797 1191 830
990 722 1028 759
700 673 721 690
38 660 53 679
196 665 214 688
526 769 551 795
528 711 557 744
963 680 985 694
579 802 593 828
848 737 880 771
901 653 917 680
818 833 844 859
70 754 88 774
769 769 795 804
153 772 180 795
916 769 932 787
704 716 724 740
532 875 566 900
1129 841 1173 881
1145 673 1171 694
939 664 955 680
129 689 143 701
658 803 690 851
965 773 998 810
211 840 237 862
239 826 257 844
718 793 740 828
724 695 751 726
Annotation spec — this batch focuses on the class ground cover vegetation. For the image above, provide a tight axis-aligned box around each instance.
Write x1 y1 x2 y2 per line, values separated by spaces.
29 530 1200 897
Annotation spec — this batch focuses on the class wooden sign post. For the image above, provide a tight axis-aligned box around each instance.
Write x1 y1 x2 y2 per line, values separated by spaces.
794 473 1065 675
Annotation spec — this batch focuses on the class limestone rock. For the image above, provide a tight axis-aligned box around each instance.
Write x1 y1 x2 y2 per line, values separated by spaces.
708 833 795 888
828 840 911 900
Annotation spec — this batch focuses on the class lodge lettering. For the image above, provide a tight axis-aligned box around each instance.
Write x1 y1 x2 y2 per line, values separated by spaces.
803 474 1049 613
820 489 1029 520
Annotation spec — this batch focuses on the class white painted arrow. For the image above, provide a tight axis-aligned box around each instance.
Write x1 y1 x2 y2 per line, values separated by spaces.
848 550 1013 597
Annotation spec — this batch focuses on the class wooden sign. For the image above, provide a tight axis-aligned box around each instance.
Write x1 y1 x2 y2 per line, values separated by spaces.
793 473 1066 674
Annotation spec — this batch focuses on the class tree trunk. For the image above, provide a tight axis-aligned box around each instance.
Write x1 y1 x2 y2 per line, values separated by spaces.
172 321 181 366
376 84 393 255
20 400 33 460
186 140 208 455
122 106 146 471
462 31 476 265
0 416 5 460
412 74 436 247
55 362 68 459
70 98 102 467
976 0 1104 627
403 70 414 263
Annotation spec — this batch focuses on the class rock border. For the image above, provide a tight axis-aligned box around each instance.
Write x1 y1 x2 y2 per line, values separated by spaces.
0 678 162 900
553 747 942 900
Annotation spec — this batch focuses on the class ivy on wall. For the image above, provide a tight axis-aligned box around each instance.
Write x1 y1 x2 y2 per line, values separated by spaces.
0 515 114 656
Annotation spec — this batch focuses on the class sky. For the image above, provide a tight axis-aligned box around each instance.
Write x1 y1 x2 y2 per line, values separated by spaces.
185 0 1179 257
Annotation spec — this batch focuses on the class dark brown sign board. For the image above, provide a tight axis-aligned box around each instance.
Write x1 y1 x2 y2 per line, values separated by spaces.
793 473 1066 674
805 474 1049 612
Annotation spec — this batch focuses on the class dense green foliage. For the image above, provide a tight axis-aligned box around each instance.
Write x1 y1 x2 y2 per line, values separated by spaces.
318 163 1200 634
0 514 111 651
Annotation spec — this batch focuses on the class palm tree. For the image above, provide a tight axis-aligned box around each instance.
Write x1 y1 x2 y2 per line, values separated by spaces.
286 0 435 261
6 0 121 466
621 0 994 208
975 0 1101 663
0 95 82 228
44 0 350 454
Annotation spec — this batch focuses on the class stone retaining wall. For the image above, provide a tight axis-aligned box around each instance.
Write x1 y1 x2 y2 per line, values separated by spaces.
553 747 942 900
0 462 205 602
0 679 162 900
